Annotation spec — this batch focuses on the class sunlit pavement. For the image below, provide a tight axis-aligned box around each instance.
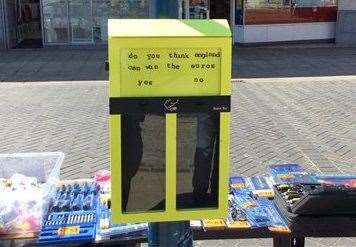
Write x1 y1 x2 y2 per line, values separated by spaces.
0 46 355 246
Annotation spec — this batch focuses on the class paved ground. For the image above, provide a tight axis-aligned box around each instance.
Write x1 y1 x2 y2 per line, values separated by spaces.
235 45 356 79
0 48 107 82
2 45 356 82
0 46 355 246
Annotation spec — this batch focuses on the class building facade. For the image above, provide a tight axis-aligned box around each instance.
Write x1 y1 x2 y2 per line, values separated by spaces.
0 0 342 50
234 0 338 44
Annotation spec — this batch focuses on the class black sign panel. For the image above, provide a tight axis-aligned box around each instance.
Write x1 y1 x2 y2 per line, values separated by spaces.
121 114 166 213
176 113 219 209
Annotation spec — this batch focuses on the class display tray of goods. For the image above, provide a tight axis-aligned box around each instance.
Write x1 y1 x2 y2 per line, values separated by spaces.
0 152 64 239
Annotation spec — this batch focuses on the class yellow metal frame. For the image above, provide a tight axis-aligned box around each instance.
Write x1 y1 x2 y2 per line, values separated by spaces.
109 36 231 223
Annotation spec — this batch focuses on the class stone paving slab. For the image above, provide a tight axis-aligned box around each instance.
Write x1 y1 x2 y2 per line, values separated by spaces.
0 82 108 178
234 46 356 79
230 77 356 177
2 45 356 82
0 48 107 82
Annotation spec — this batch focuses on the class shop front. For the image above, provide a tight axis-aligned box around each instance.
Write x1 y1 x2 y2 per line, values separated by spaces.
1 0 182 48
40 0 338 46
1 0 341 49
234 0 339 44
0 0 233 49
33 0 217 46
42 0 155 45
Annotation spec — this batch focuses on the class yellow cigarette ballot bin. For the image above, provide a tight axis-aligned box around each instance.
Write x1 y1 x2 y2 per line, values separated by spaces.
109 19 231 223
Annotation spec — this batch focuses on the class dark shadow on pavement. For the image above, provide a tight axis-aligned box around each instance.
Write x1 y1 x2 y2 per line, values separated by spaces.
234 45 356 79
0 48 108 82
2 45 356 82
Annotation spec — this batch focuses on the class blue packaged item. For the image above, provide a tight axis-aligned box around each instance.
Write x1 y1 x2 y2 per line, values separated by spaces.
248 176 272 190
229 176 247 189
270 164 313 185
72 194 84 211
83 194 95 211
241 197 289 230
226 196 251 229
270 164 303 174
241 198 270 228
38 180 99 245
231 189 254 208
98 223 148 241
230 189 261 228
229 176 250 196
247 176 274 198
258 198 290 233
96 191 148 241
38 211 97 244
230 183 289 231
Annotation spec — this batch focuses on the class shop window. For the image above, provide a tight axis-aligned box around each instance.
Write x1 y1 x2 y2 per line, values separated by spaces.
189 0 209 19
93 0 150 43
69 0 93 43
42 0 151 44
176 113 220 210
121 114 166 213
235 0 244 25
42 0 69 43
244 0 338 25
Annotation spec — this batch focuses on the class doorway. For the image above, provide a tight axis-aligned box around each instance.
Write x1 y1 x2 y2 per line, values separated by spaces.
68 0 93 43
210 0 230 23
15 0 43 48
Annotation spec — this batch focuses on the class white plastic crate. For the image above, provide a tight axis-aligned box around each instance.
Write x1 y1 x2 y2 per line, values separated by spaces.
0 152 64 239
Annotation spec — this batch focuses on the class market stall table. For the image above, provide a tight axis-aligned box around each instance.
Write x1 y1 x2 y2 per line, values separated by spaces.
4 163 356 247
91 222 356 247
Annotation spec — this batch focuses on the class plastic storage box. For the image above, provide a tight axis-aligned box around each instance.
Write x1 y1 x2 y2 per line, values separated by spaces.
0 152 64 239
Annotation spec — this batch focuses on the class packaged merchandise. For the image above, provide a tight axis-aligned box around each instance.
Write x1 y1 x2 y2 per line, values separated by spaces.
274 182 356 215
226 195 250 229
228 177 290 232
239 197 289 232
97 223 148 241
229 176 248 190
257 198 290 233
246 176 274 198
95 170 147 242
269 164 313 185
0 174 43 236
38 180 100 245
0 152 64 239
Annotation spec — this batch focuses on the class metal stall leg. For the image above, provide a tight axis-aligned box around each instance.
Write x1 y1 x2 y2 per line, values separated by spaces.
273 236 305 247
148 221 193 247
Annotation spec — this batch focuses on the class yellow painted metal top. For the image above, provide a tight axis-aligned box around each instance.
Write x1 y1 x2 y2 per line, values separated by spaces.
108 19 231 37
